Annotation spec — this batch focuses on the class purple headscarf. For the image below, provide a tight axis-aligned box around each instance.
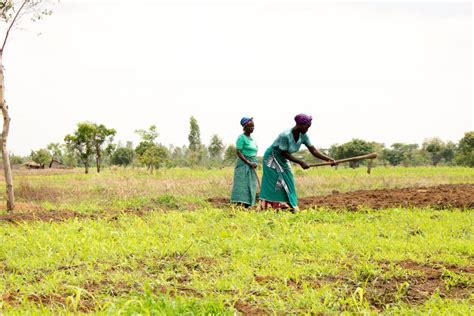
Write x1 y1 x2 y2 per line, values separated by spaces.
294 113 312 125
240 117 253 126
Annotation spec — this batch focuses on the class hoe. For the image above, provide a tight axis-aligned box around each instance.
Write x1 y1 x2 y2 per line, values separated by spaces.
308 152 378 174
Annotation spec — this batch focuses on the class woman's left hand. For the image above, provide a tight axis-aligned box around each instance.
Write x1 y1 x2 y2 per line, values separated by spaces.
328 158 337 166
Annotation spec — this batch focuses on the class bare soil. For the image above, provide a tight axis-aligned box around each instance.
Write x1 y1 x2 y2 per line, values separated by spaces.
0 208 92 223
299 184 474 210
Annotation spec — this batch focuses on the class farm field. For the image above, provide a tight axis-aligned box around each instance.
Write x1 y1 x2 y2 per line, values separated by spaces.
0 166 473 314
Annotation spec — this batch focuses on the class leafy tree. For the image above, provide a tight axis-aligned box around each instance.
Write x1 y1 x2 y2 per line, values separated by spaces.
62 144 79 168
1 0 56 211
169 145 188 167
400 144 423 166
135 125 168 171
139 144 168 172
92 124 116 173
379 143 426 167
135 125 159 143
30 148 52 168
64 122 115 173
64 122 96 174
9 153 25 165
47 142 62 158
188 116 201 152
186 145 208 168
208 134 224 165
111 146 134 168
223 145 237 166
379 148 402 166
135 141 154 158
455 131 474 167
330 139 374 168
187 116 204 166
422 138 445 166
394 143 420 166
441 141 456 165
47 142 63 167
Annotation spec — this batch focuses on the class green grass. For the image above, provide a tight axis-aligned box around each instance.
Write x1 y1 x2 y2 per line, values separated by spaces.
1 208 473 314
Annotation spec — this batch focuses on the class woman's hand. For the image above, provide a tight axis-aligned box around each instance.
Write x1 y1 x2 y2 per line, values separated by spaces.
300 161 310 169
328 158 337 166
250 162 258 169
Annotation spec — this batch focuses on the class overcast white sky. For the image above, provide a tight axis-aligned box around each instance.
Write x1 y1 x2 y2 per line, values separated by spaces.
3 0 472 155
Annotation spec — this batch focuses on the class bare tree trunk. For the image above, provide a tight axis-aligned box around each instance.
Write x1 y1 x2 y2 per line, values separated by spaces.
0 53 14 211
96 154 100 173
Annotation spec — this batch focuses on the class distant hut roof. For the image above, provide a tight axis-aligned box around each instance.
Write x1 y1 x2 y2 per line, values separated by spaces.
23 161 42 169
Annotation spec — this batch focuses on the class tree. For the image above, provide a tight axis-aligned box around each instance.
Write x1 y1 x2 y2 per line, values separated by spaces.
168 145 188 167
30 148 51 168
139 144 168 173
47 142 63 167
62 143 78 168
378 143 426 167
379 147 402 166
135 141 153 158
135 125 159 158
92 124 116 173
111 146 134 168
187 116 203 165
208 134 224 163
135 125 168 171
422 138 445 167
400 144 423 166
455 131 474 167
441 141 456 165
1 0 56 211
223 145 237 166
135 125 159 143
64 122 96 174
330 139 374 168
9 153 25 165
188 116 201 152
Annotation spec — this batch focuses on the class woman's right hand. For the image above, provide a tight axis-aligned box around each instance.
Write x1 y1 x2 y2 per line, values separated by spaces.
300 161 310 169
250 162 258 169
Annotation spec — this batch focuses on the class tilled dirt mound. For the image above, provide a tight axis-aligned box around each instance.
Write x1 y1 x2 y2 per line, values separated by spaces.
209 184 474 210
299 184 474 210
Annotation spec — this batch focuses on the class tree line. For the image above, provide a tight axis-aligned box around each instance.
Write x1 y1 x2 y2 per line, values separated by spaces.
9 118 474 173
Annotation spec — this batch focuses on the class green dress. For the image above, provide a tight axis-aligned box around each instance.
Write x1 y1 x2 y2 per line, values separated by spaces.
259 128 312 208
230 134 258 206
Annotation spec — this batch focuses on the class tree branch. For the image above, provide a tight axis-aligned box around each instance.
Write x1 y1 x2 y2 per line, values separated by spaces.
1 0 28 53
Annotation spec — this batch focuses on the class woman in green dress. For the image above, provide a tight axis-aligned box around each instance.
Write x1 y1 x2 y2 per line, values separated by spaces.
230 117 259 207
259 114 335 211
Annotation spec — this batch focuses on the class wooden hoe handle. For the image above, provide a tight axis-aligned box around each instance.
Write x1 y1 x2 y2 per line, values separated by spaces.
308 152 378 168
